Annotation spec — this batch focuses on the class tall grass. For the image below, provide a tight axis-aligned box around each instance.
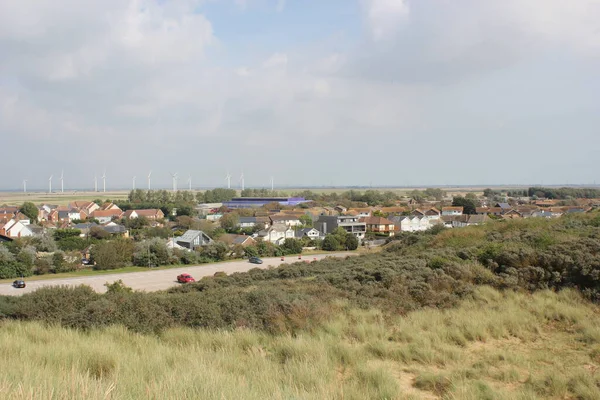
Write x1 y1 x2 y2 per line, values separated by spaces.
0 287 599 399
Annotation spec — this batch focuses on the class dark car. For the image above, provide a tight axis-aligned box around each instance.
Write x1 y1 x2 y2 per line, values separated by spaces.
249 257 263 264
177 273 195 283
12 280 26 289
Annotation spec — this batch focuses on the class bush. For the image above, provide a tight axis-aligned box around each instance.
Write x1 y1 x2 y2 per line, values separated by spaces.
91 239 134 270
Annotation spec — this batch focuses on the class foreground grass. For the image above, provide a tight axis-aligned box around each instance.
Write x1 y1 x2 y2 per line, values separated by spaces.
1 287 599 399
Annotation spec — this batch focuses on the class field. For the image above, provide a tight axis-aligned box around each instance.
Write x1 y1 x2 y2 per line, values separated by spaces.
0 287 599 399
0 186 530 206
0 191 129 206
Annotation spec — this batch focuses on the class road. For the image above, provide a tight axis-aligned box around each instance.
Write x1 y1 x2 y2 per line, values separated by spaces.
0 253 353 296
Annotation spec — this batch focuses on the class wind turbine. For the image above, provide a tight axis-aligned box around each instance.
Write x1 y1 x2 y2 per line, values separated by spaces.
94 174 98 192
132 176 136 190
225 172 231 189
270 176 274 192
239 171 245 191
60 170 64 193
23 179 27 193
102 170 106 193
147 170 152 190
170 172 178 192
188 174 192 191
48 175 53 194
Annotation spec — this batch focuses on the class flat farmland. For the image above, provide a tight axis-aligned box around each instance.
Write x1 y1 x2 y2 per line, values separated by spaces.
0 186 531 206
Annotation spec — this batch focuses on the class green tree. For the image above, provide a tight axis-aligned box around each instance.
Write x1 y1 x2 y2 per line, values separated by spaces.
91 239 134 270
220 213 240 232
452 196 478 215
281 238 303 255
299 215 313 228
345 234 359 251
322 235 341 251
53 229 81 241
20 202 39 221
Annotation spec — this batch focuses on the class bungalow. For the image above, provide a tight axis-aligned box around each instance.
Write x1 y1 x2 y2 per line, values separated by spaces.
256 225 295 245
442 214 489 228
238 216 258 228
123 209 165 220
378 206 407 216
361 216 395 236
476 207 504 216
295 228 324 240
74 222 129 238
350 208 373 218
91 209 124 224
269 214 302 227
442 207 464 216
219 234 257 247
175 230 214 250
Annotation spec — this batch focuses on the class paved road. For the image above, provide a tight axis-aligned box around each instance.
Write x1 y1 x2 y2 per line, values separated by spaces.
0 253 353 296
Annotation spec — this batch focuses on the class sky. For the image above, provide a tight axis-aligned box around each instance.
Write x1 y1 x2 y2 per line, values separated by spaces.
0 0 599 191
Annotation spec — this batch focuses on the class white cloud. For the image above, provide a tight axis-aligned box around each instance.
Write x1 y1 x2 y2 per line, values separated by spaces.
364 0 409 41
0 0 598 188
276 0 286 12
263 53 288 68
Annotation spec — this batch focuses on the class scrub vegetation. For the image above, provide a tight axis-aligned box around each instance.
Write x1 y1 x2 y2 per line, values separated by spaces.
1 213 600 399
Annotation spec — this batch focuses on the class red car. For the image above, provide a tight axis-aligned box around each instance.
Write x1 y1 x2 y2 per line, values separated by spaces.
177 273 195 283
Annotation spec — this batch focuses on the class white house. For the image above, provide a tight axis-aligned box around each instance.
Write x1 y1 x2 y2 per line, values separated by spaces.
257 225 295 245
295 228 324 240
269 215 302 227
392 216 432 232
1 220 34 238
441 207 464 216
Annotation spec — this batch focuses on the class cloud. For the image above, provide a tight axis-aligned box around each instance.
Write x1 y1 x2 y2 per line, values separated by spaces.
363 0 409 41
0 0 598 189
276 0 286 12
263 53 288 68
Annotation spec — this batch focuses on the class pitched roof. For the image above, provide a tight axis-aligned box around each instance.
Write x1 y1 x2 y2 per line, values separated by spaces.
361 216 394 225
176 230 212 244
442 207 464 212
220 234 255 245
92 209 123 218
270 214 301 222
134 209 163 217
378 206 407 213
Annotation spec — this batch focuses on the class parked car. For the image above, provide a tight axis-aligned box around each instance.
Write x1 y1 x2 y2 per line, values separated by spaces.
12 280 26 289
177 273 195 283
249 257 263 265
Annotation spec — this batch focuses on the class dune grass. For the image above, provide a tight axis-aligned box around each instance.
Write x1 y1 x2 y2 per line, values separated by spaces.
1 287 599 399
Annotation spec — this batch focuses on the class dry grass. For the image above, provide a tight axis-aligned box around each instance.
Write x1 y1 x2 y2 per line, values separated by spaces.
0 287 599 399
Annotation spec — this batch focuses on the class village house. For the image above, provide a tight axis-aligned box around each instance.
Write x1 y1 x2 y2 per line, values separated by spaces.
123 209 165 220
256 225 296 245
411 208 441 220
360 216 396 236
219 234 257 247
175 230 214 250
295 228 325 241
378 206 407 216
99 202 122 211
349 208 373 218
442 206 464 216
0 219 34 238
91 209 124 224
69 201 100 215
315 215 367 240
269 214 302 227
391 216 432 232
